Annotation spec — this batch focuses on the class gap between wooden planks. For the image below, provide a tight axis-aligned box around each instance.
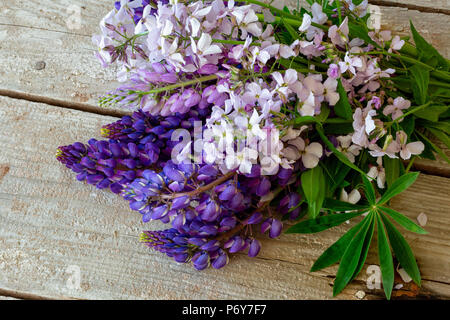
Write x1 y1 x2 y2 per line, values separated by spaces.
0 96 449 300
0 0 449 299
0 0 449 176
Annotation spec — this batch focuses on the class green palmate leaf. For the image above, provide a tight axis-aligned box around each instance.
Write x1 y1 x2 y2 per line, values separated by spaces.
409 65 430 105
333 213 374 296
413 105 448 122
361 174 376 205
350 213 375 282
376 214 394 300
301 166 326 219
285 210 365 234
323 198 369 212
380 206 428 234
316 125 367 176
383 157 400 188
334 79 353 120
410 21 449 71
311 219 366 272
416 130 450 163
378 172 420 205
380 213 421 286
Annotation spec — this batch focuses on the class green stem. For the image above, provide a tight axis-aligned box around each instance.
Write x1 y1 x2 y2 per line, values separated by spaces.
141 75 218 95
356 51 450 81
405 156 416 173
395 101 432 123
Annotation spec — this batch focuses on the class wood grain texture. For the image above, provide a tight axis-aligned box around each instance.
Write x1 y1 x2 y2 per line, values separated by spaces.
0 96 449 299
0 0 120 110
369 0 450 13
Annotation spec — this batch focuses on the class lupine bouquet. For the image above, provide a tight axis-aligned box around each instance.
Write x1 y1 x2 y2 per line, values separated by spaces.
57 0 450 298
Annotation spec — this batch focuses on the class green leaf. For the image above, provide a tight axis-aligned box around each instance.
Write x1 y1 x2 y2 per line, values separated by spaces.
401 115 415 137
376 214 394 300
380 213 421 286
334 79 353 120
416 130 450 163
409 65 430 105
378 172 420 205
428 127 450 150
317 125 367 176
333 213 374 296
316 105 331 123
310 219 365 272
292 115 319 126
330 165 351 193
380 206 428 234
282 18 299 41
383 157 400 188
410 21 449 72
361 174 376 205
350 213 375 282
413 105 448 122
323 198 369 212
348 20 380 49
301 166 326 219
285 210 365 234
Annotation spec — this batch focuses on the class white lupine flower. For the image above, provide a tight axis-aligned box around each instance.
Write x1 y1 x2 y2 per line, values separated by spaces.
337 135 362 163
311 3 328 24
233 8 262 39
340 188 362 204
298 91 316 116
339 52 363 75
283 138 323 169
299 13 312 32
323 78 340 106
191 33 222 65
367 157 386 189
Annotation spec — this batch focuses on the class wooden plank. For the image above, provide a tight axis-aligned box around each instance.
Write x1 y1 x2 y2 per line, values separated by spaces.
369 0 450 14
0 96 449 299
0 0 120 111
0 0 448 111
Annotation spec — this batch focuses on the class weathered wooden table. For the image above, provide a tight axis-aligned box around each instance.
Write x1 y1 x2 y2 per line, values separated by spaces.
0 0 449 300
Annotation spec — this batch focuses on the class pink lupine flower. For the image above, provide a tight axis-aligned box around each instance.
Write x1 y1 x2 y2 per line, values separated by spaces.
327 64 340 79
323 78 340 106
352 107 377 147
389 35 405 53
367 96 382 109
368 138 400 159
396 131 425 160
282 138 323 169
328 17 349 47
382 97 410 120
